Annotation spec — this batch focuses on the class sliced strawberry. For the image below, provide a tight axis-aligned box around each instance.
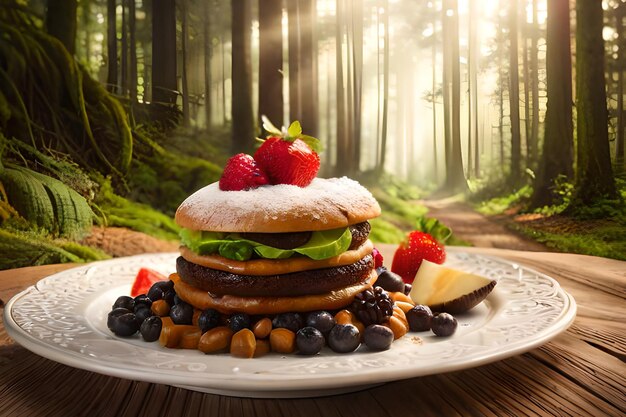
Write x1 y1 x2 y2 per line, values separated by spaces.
391 231 446 284
219 153 270 191
131 267 167 297
254 137 320 187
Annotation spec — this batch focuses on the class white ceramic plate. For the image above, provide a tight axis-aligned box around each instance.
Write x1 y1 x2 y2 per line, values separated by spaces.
4 251 576 398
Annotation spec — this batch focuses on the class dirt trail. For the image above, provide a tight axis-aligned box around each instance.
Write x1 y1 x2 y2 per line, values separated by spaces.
422 197 550 252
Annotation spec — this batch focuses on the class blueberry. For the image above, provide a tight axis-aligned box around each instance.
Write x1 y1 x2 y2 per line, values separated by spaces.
363 325 394 351
134 306 153 326
272 312 303 333
229 313 251 332
108 311 139 337
431 313 458 337
328 324 360 353
173 294 183 305
306 311 335 335
147 286 164 302
406 305 433 332
296 327 325 355
140 316 162 342
134 294 152 309
376 270 405 292
198 309 221 333
170 302 193 325
107 307 131 331
112 296 134 311
375 266 388 276
163 289 176 306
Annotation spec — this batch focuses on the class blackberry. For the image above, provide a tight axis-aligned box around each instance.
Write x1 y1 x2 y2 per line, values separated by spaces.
350 287 394 326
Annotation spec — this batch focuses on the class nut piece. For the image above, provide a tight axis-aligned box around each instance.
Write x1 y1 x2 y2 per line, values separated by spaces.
151 299 171 317
253 318 272 339
254 339 271 357
389 292 414 305
197 326 234 354
395 301 415 313
159 324 198 348
269 328 296 354
385 316 409 340
179 328 202 349
230 329 257 358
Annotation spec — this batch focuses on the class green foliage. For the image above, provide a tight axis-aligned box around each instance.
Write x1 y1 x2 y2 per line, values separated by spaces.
476 185 532 216
94 178 179 241
0 164 94 239
0 228 108 270
0 7 133 177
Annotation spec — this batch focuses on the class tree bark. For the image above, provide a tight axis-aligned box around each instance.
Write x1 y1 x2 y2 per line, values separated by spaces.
299 0 318 137
46 0 77 55
128 0 137 102
287 1 300 123
574 0 617 203
106 0 118 93
258 0 284 129
152 0 177 105
204 1 212 128
121 1 128 96
531 0 574 208
529 0 539 169
231 0 254 153
351 0 363 173
432 36 438 184
335 0 347 175
508 0 522 186
616 4 625 169
181 0 190 125
442 0 467 193
377 0 390 178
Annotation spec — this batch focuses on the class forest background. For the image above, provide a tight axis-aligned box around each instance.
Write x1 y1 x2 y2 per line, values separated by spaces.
0 0 624 270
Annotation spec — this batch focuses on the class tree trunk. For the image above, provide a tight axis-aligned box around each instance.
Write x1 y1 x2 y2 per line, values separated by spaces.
152 0 177 105
616 5 625 169
231 0 254 153
299 0 318 137
121 1 128 96
522 15 531 171
336 0 347 176
181 0 190 125
204 1 212 128
443 0 467 193
432 36 438 184
508 0 522 186
46 0 77 55
106 0 118 93
529 0 539 169
287 1 300 123
351 0 363 173
128 0 137 103
258 0 284 129
574 0 617 203
377 0 390 178
530 0 574 208
468 0 479 178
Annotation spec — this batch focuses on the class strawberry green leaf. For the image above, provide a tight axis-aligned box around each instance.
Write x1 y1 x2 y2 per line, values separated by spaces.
287 121 302 138
299 134 323 153
416 217 452 244
261 115 282 136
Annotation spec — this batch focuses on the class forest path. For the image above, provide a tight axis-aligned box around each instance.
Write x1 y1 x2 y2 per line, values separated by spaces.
421 197 550 252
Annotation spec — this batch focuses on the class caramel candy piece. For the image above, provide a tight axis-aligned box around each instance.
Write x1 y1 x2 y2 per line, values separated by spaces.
269 328 296 354
151 299 171 317
198 326 234 354
230 329 256 358
253 318 272 339
390 292 414 304
254 339 271 358
395 301 415 313
179 328 202 349
159 324 198 348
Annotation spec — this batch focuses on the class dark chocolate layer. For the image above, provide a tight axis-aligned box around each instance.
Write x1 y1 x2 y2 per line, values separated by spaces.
176 254 374 297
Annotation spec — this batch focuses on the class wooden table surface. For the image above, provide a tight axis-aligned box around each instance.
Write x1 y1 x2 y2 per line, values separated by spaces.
0 246 624 416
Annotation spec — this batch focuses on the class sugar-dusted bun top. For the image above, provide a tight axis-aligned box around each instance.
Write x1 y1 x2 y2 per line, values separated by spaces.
175 177 381 233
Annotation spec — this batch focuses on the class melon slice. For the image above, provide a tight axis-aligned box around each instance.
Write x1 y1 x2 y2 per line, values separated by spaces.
409 260 496 313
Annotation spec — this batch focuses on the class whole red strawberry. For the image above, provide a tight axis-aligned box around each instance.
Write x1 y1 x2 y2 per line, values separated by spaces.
391 231 446 284
219 153 269 191
253 118 321 187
